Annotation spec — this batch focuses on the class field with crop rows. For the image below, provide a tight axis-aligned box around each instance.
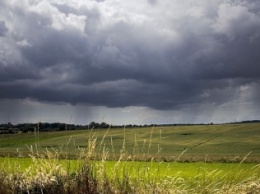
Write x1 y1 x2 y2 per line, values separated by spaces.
0 123 259 162
0 123 260 193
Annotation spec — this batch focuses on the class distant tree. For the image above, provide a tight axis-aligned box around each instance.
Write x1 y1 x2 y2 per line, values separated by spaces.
89 121 99 129
7 122 13 127
51 123 60 129
100 122 109 128
58 123 66 131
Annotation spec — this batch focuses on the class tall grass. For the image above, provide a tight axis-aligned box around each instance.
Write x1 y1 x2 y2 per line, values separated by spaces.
0 128 259 194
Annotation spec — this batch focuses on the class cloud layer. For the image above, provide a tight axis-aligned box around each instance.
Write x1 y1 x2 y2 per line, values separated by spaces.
0 0 260 123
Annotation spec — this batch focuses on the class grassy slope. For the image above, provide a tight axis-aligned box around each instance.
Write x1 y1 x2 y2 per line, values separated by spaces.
0 124 260 193
0 123 259 161
1 157 259 182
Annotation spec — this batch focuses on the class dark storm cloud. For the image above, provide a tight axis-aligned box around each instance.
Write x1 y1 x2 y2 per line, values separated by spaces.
0 0 260 111
0 21 8 36
148 0 157 5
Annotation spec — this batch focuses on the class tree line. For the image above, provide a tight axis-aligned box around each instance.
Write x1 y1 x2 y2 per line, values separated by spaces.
1 120 259 134
0 121 155 134
0 122 86 134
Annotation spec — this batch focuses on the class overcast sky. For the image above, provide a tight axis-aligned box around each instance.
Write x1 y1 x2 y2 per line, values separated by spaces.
0 0 260 125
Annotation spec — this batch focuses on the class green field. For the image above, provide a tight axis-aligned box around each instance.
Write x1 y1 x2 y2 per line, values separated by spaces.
0 123 260 193
0 123 260 162
1 156 260 193
1 157 259 181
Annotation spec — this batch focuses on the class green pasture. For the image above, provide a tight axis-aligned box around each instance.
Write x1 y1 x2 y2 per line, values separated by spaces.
0 124 260 193
1 157 259 182
0 123 260 161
